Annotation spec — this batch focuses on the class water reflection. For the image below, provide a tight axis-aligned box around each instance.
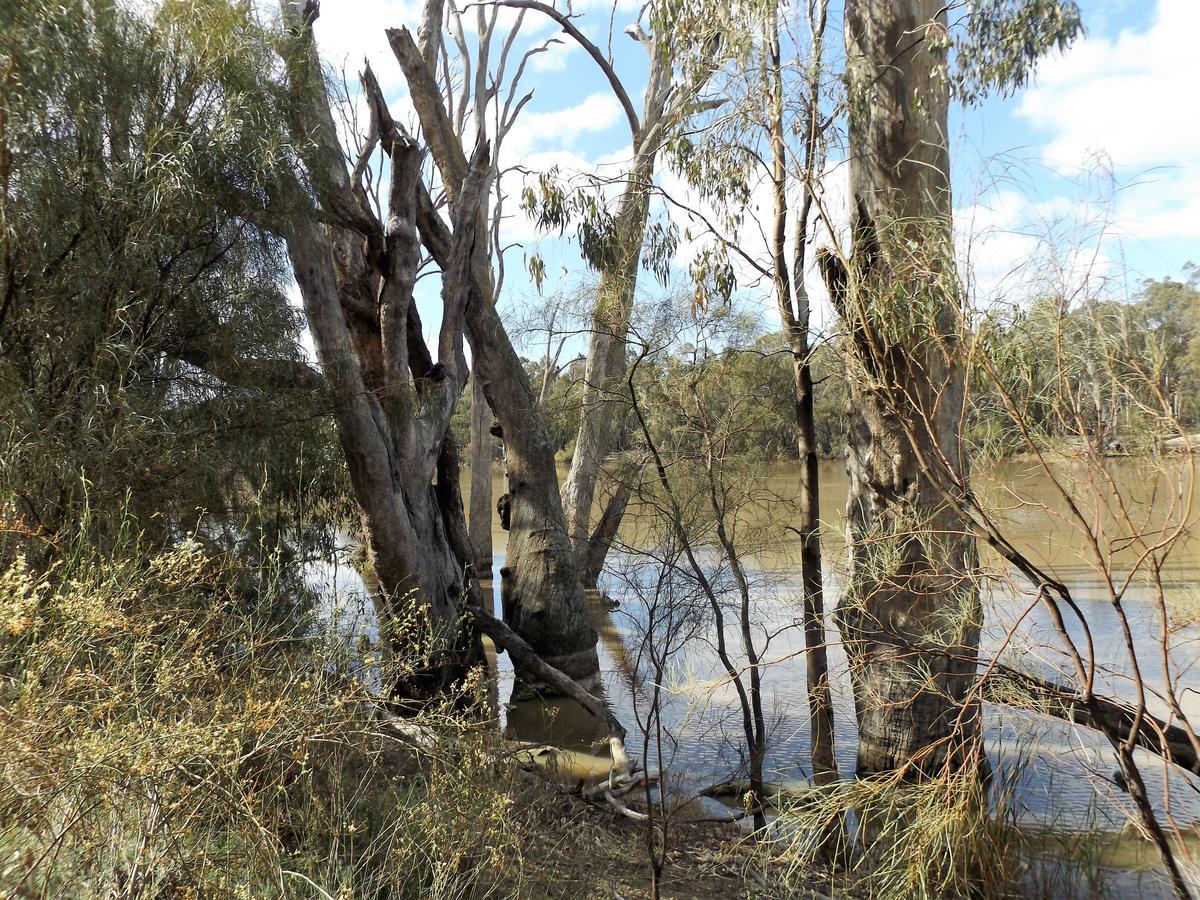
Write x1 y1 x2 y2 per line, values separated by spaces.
314 457 1200 894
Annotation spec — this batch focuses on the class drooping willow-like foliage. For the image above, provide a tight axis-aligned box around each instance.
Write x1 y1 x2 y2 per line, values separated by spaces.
0 0 344 560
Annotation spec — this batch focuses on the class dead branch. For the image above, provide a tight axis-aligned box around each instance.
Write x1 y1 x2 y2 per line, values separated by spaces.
467 604 631 785
985 666 1200 777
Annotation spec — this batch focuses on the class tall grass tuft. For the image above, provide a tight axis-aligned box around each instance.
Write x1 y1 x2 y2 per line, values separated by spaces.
765 754 1024 899
0 528 526 899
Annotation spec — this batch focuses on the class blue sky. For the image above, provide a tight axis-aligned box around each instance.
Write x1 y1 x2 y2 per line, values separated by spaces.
306 0 1197 345
950 0 1197 304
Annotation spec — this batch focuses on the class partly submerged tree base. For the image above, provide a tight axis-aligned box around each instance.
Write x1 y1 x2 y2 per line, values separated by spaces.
509 646 604 701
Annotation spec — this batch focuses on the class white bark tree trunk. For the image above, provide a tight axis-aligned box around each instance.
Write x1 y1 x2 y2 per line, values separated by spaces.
559 149 655 582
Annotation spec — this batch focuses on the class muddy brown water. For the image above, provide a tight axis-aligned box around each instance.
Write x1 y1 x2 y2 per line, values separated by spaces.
313 456 1200 895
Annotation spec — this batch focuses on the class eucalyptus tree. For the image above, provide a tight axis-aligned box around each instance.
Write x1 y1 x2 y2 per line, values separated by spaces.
420 0 549 581
812 0 1084 778
385 15 606 693
803 5 1200 893
271 2 497 695
513 0 730 587
815 0 979 778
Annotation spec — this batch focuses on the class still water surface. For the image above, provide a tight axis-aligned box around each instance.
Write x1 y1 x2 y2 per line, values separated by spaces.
314 456 1200 894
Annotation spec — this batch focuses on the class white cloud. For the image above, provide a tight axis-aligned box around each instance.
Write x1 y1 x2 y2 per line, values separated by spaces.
309 0 422 95
957 0 1197 297
653 160 849 335
500 92 625 160
955 186 1118 309
1018 0 1199 174
527 39 579 73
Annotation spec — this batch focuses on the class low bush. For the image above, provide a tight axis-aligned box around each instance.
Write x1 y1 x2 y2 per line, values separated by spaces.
0 533 526 899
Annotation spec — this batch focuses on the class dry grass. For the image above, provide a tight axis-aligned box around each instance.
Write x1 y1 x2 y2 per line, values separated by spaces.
0 535 528 899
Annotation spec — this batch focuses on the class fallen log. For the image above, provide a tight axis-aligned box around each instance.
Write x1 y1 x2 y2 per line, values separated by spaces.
468 604 631 786
984 666 1200 777
1161 433 1200 454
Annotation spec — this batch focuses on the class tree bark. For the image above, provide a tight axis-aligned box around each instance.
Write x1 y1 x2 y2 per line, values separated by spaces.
389 25 601 695
559 147 655 583
825 0 981 776
557 21 680 587
581 480 632 589
767 1 838 785
279 5 489 700
468 373 494 578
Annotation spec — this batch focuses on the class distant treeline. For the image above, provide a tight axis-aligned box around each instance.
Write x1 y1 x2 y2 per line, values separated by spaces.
454 268 1200 463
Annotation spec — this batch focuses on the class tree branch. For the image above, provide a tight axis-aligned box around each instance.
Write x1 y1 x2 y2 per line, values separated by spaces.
388 26 470 201
468 603 631 785
171 346 324 392
491 0 641 141
984 666 1200 777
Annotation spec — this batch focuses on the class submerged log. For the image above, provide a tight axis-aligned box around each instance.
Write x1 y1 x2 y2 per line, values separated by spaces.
985 667 1200 776
467 604 631 786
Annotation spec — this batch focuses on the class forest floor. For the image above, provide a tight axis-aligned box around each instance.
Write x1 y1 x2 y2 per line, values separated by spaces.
514 781 750 898
510 776 836 899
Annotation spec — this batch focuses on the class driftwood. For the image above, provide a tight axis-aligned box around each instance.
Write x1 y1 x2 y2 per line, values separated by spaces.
984 666 1200 776
467 604 631 785
1162 433 1200 454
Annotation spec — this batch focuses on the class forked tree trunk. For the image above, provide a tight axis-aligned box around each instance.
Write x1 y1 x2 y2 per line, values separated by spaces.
581 480 632 589
286 220 475 699
418 198 601 691
822 0 981 776
389 26 601 693
557 20 683 588
280 6 489 698
560 148 655 585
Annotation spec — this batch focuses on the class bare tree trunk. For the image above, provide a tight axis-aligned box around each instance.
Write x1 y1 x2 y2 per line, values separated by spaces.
766 1 839 786
581 480 632 589
821 0 981 776
790 342 839 783
470 290 602 692
556 20 680 586
468 373 494 579
560 149 654 580
389 25 601 694
279 7 492 698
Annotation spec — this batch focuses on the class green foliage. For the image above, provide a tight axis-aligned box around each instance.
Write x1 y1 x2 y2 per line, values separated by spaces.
629 298 849 462
0 0 342 556
969 267 1200 457
763 750 1111 900
948 0 1083 104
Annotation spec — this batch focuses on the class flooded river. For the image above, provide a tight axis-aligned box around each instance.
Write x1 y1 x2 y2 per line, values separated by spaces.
314 455 1200 896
